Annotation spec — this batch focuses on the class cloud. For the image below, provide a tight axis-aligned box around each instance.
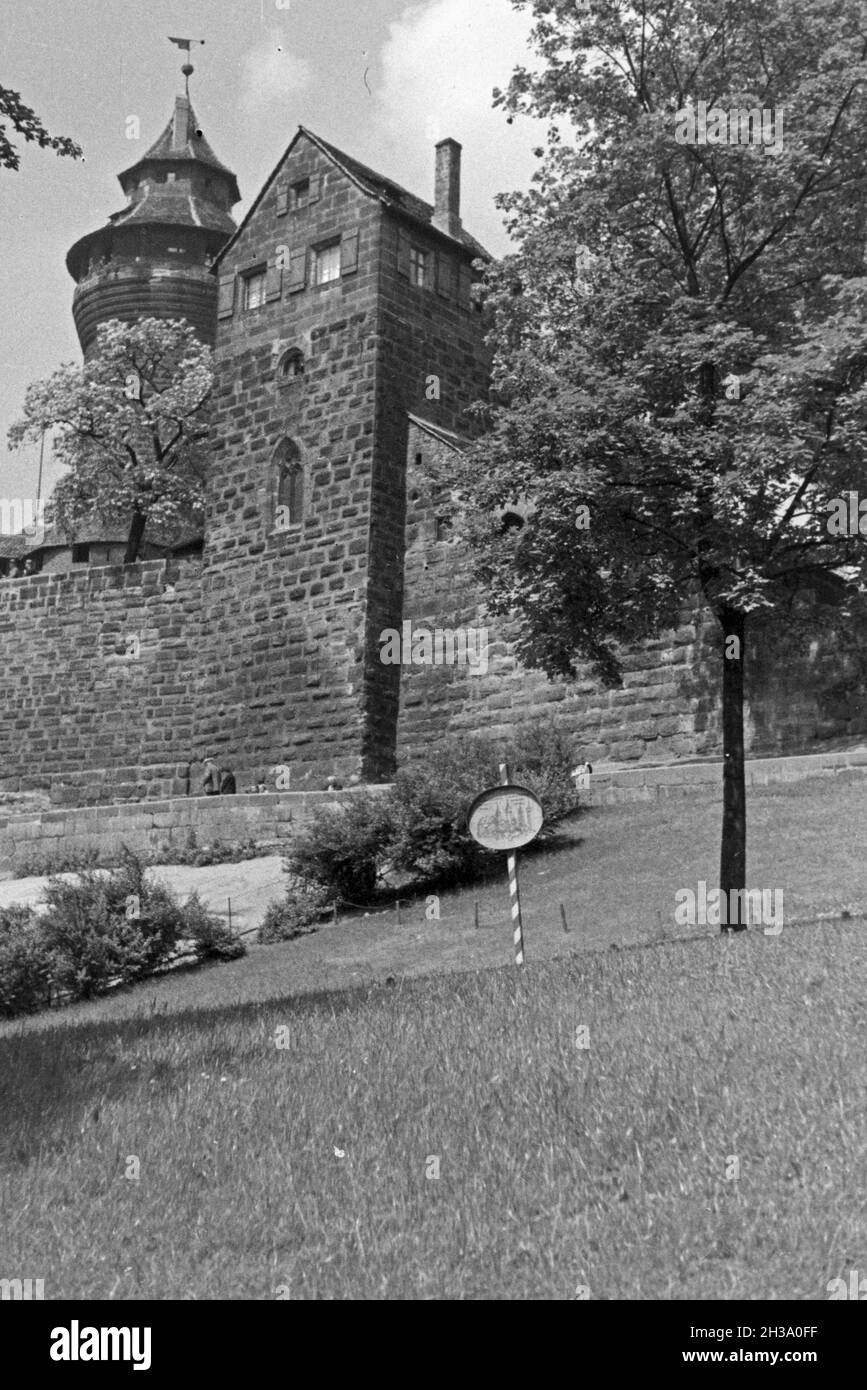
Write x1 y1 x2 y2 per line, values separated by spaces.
238 30 312 117
370 0 548 255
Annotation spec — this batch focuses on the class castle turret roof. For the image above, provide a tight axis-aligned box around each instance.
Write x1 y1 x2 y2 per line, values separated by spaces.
65 96 239 283
118 96 240 205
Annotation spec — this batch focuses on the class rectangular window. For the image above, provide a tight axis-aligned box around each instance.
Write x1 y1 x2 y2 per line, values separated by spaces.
312 241 341 286
243 269 267 310
71 544 90 564
293 178 310 208
409 246 429 287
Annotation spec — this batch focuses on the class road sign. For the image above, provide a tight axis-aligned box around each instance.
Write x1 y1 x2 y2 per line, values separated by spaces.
468 773 544 966
467 783 543 851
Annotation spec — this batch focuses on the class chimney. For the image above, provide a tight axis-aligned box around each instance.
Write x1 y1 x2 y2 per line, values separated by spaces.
172 96 191 152
433 138 462 239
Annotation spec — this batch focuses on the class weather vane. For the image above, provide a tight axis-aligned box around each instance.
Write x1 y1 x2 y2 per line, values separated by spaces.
168 36 206 97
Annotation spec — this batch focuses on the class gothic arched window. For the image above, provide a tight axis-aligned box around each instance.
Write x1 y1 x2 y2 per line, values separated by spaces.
273 438 304 530
277 347 305 381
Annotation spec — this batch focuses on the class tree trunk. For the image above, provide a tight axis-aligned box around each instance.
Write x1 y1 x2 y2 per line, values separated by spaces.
124 510 147 565
719 607 747 931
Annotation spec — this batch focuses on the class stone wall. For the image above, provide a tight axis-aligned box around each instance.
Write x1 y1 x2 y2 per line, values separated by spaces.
0 786 389 874
197 132 493 788
366 211 492 778
72 260 220 357
198 133 383 789
586 748 867 805
397 425 867 765
0 557 201 805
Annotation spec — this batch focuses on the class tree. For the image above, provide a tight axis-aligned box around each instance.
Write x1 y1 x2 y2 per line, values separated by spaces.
8 318 213 563
0 87 82 170
443 0 867 929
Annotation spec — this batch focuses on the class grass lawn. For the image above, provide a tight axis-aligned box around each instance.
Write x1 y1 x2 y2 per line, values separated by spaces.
1 775 866 1298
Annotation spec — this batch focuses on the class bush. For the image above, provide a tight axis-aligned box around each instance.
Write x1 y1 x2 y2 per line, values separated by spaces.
40 852 186 998
38 850 243 1002
14 846 100 879
258 882 332 943
157 831 264 867
280 729 582 909
0 906 53 1018
180 892 246 961
11 835 272 880
285 791 393 903
388 738 500 888
0 852 245 1014
507 721 583 824
388 725 580 889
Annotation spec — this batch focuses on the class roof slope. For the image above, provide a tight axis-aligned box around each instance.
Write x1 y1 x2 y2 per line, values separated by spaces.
408 412 467 452
118 98 240 203
216 125 491 268
107 184 236 236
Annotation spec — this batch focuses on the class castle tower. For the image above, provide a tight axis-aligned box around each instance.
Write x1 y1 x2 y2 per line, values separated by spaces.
65 90 239 356
197 127 492 787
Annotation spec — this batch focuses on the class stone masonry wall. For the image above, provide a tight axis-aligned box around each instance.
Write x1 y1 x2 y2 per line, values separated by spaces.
0 786 388 875
0 558 201 805
364 207 492 777
197 135 493 788
198 134 383 789
398 426 867 765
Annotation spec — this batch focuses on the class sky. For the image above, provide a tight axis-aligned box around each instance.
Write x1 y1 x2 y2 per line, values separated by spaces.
0 0 548 502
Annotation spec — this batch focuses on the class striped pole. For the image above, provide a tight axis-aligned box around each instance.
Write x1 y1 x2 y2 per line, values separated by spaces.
500 762 525 966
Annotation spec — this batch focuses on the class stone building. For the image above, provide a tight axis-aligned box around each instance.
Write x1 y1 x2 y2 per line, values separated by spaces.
1 94 865 810
65 94 239 355
198 127 492 784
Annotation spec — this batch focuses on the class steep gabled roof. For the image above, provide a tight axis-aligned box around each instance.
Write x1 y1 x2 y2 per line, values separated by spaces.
214 125 491 269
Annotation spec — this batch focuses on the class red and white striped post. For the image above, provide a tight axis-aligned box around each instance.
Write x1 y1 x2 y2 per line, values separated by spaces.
500 762 525 966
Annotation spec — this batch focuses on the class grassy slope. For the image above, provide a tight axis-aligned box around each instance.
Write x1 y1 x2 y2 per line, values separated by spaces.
1 776 866 1299
1 925 865 1299
4 774 867 1031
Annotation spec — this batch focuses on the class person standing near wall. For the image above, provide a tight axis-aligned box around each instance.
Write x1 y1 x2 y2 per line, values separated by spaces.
202 757 235 795
571 759 592 791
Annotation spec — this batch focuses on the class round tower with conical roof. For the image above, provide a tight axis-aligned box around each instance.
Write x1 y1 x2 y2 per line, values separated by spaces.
66 91 239 356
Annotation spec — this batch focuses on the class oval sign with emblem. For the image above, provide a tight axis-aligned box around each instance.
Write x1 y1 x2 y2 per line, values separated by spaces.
467 783 544 851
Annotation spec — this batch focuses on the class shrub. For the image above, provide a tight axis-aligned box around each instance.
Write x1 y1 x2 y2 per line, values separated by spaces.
285 792 393 904
259 882 332 943
281 730 583 907
39 850 243 1000
14 846 100 879
388 738 500 888
180 892 246 961
388 726 580 889
40 855 184 998
144 833 267 868
507 721 582 824
0 906 53 1018
0 852 244 1013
